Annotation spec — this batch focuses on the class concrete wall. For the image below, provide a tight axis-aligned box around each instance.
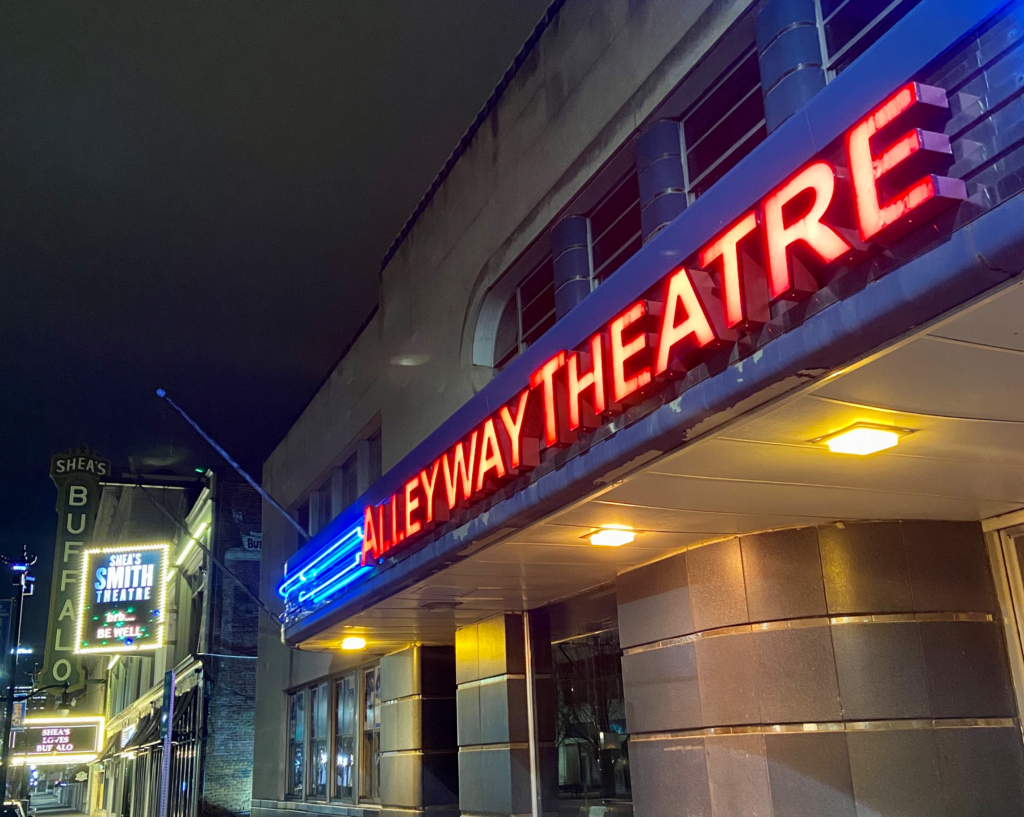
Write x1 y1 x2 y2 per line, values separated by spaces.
260 0 757 511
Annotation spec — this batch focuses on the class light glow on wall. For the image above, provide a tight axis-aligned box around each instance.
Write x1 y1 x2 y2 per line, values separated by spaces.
341 636 367 651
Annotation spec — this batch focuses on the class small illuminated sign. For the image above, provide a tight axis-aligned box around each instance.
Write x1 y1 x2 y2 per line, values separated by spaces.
12 716 105 766
76 543 168 654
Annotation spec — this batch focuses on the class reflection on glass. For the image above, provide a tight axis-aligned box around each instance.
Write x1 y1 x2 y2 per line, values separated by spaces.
335 674 357 801
551 629 631 815
360 666 381 800
287 691 305 798
309 682 329 797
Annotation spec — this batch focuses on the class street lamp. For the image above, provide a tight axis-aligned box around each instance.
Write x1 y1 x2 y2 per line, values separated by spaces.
0 549 37 802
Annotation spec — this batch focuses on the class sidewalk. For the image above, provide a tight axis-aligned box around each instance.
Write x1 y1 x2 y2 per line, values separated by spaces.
29 794 84 816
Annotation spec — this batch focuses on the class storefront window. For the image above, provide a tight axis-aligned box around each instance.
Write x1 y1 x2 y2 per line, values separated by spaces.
309 682 329 798
360 665 381 800
287 690 306 798
335 674 357 801
552 629 631 814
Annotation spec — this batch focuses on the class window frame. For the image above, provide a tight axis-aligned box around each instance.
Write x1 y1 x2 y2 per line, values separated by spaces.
284 661 381 806
285 688 306 800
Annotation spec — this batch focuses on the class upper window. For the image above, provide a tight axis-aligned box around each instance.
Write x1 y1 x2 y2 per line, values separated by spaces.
493 254 556 369
820 0 925 74
590 171 642 284
682 45 766 200
340 454 359 509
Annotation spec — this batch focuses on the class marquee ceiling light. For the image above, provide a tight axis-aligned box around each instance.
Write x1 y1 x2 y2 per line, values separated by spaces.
590 526 635 547
813 423 914 455
341 636 367 651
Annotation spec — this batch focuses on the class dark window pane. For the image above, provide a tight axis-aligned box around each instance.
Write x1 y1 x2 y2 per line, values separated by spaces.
820 0 849 19
825 0 923 67
686 88 765 183
522 309 556 348
590 172 641 241
341 455 358 509
520 283 555 340
494 295 520 367
519 257 554 307
595 232 642 283
368 430 382 484
690 123 767 199
317 482 332 530
683 49 760 149
591 171 642 281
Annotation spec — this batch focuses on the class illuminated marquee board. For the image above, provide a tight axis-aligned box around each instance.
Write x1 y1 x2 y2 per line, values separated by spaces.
12 716 106 766
279 82 966 608
76 543 168 654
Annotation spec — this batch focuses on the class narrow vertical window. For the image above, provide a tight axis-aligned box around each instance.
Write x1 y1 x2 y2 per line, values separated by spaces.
335 674 357 801
360 665 381 800
287 690 306 798
309 682 329 798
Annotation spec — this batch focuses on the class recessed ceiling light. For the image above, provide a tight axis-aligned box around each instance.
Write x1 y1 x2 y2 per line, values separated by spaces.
590 526 635 547
341 636 367 651
813 423 914 456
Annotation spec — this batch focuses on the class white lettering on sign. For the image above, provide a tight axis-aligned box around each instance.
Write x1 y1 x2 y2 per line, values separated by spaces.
93 552 155 604
68 485 88 507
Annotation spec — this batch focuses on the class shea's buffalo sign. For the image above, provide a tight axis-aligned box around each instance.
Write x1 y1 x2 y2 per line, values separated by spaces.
356 82 964 565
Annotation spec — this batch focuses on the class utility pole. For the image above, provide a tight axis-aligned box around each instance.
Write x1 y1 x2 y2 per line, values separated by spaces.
0 549 36 802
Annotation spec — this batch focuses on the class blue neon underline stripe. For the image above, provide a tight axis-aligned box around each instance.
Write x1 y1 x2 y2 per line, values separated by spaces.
278 524 366 600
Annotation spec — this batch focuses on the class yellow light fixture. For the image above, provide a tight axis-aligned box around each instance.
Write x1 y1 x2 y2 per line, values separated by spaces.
814 423 913 456
590 526 635 547
341 636 367 651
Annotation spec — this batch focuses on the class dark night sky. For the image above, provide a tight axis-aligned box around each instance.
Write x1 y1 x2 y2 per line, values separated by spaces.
0 0 551 648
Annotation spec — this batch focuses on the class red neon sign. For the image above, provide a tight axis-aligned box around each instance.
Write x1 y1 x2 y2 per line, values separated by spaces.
359 82 966 567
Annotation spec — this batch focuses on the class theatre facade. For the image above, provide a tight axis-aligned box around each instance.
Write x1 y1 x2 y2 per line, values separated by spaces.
254 1 1024 815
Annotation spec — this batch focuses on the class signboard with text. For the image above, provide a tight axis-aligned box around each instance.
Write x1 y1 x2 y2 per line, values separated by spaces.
12 716 105 766
280 81 970 611
75 543 168 654
41 448 111 690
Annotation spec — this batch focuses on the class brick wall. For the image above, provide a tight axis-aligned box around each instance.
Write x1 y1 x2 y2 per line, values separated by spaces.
202 655 258 815
200 479 262 814
211 480 262 656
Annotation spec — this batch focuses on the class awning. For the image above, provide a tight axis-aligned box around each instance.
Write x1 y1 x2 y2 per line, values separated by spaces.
120 711 159 753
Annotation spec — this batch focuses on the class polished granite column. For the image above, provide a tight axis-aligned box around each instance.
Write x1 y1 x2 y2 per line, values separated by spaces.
379 645 459 817
455 613 554 816
617 521 1024 817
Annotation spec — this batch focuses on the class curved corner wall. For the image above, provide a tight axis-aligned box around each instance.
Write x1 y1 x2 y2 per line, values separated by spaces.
616 521 1024 817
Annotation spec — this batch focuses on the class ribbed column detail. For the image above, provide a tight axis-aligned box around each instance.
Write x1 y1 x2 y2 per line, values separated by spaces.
756 0 827 132
635 119 687 242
